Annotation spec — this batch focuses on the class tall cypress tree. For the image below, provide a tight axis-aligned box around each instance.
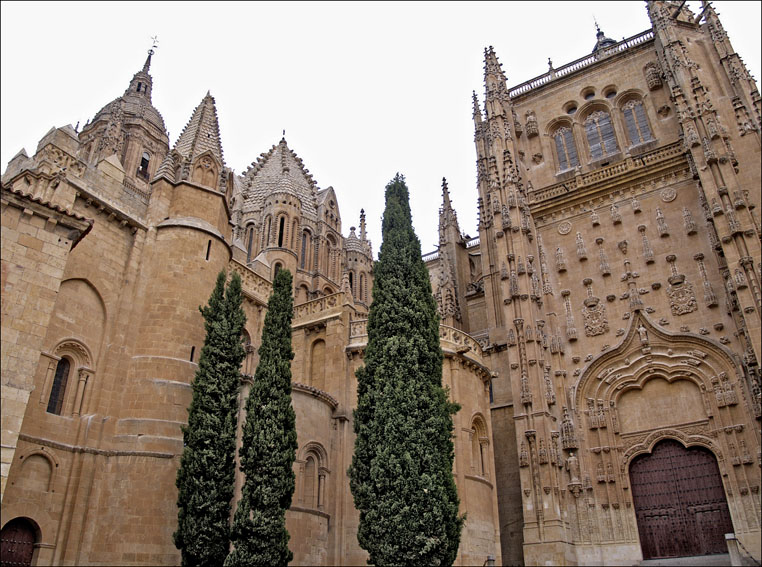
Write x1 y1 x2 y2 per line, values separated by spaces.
349 174 463 566
174 270 247 567
226 268 297 567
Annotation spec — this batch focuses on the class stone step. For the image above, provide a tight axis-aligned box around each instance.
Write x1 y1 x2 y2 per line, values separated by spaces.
637 553 731 566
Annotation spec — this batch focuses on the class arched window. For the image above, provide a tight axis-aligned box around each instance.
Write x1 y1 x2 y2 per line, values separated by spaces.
348 272 354 296
273 263 282 278
360 273 366 303
471 416 489 478
553 126 579 171
584 110 618 159
137 152 150 180
298 444 328 510
622 100 653 146
304 455 317 507
277 216 286 248
47 357 70 415
291 220 298 250
298 284 310 303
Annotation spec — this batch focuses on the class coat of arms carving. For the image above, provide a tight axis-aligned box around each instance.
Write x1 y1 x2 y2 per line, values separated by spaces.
667 274 698 315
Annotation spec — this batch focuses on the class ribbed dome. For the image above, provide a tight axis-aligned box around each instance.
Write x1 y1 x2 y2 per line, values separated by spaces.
91 95 167 135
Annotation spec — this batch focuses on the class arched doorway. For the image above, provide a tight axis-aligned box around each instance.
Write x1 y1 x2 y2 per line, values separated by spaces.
629 439 733 559
0 517 38 566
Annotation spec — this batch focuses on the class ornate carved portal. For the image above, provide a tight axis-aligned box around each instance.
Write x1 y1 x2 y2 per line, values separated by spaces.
629 440 733 559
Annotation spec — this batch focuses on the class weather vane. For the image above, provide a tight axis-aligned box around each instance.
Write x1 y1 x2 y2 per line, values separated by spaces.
149 35 159 56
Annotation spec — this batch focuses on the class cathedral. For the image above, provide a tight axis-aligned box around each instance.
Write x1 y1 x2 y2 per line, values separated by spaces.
1 1 760 565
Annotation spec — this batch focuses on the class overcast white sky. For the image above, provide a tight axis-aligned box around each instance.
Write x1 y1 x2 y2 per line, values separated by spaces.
2 1 759 256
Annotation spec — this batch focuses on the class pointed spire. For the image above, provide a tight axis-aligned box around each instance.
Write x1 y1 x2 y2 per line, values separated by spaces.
359 208 367 241
484 45 508 95
172 92 225 166
439 177 460 243
144 36 158 72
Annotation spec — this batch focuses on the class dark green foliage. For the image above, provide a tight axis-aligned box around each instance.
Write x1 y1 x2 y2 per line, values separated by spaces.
349 174 463 566
174 270 247 567
226 269 297 567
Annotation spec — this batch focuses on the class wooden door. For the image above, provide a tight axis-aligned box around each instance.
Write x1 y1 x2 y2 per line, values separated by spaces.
629 439 734 559
0 518 36 567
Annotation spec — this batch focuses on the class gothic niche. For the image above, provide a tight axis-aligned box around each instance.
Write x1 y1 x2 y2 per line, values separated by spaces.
582 278 609 336
191 153 219 189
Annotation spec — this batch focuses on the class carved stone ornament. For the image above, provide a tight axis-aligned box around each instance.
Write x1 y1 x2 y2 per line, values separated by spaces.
558 221 572 235
583 296 609 336
660 187 677 202
667 275 698 316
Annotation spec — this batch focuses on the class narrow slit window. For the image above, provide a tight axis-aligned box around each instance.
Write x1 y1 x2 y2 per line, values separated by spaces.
300 232 308 269
278 217 285 247
246 226 254 262
206 240 211 261
190 346 195 362
47 358 70 415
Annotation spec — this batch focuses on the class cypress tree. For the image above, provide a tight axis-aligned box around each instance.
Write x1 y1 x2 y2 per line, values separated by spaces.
349 174 463 566
226 268 297 567
174 270 247 567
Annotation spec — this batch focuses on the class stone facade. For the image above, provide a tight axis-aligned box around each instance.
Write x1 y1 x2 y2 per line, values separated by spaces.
1 2 760 566
423 2 760 565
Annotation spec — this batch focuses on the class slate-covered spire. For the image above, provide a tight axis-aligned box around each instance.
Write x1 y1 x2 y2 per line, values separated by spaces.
172 92 225 166
592 22 617 53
